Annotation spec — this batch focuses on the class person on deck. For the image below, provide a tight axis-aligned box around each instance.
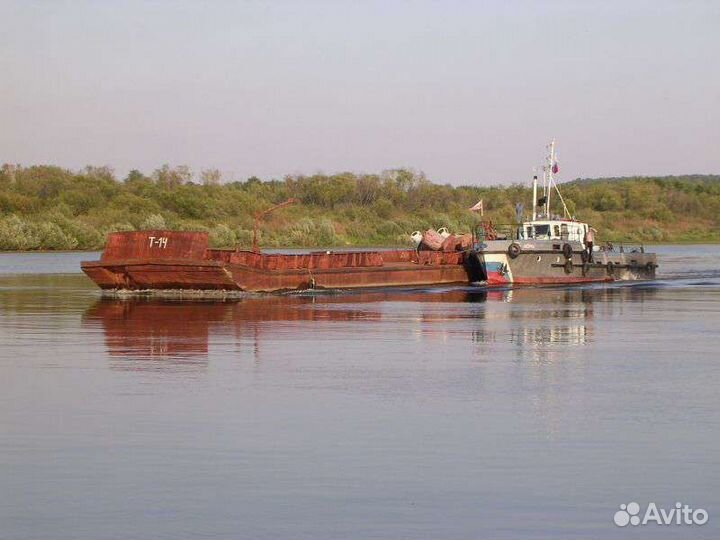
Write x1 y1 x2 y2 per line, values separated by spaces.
584 227 597 262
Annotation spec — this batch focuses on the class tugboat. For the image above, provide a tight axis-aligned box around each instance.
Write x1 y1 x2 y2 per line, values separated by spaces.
470 141 657 286
81 142 657 293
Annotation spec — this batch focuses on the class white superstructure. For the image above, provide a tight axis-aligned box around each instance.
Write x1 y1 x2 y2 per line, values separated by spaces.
518 219 588 242
523 140 588 242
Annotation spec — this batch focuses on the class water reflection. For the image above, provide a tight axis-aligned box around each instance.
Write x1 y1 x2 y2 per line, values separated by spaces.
81 291 496 367
82 301 215 371
79 285 661 370
79 284 666 446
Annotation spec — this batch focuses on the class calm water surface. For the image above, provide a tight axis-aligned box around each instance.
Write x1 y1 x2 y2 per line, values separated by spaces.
1 245 719 539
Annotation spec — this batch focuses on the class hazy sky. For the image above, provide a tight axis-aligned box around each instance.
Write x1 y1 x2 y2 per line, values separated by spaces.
1 0 718 184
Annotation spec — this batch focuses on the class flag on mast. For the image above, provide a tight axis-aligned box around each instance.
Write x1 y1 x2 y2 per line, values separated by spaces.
552 161 559 174
469 199 484 216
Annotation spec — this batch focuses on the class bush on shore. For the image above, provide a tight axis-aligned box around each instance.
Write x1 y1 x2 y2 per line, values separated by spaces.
0 164 719 250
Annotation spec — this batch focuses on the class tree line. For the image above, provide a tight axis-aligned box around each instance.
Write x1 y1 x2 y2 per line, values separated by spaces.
0 163 718 250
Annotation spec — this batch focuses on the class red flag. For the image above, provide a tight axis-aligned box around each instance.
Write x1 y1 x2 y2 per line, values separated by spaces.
469 199 484 216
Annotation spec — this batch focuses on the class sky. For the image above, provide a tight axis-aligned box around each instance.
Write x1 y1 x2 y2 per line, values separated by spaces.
1 0 719 185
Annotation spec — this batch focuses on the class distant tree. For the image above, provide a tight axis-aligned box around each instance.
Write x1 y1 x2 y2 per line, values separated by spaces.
201 168 222 185
175 165 193 184
356 175 381 205
383 168 426 192
152 164 193 187
125 169 147 183
83 165 115 182
1 163 18 184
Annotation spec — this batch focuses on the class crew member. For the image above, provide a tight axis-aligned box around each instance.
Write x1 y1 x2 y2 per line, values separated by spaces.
584 227 597 262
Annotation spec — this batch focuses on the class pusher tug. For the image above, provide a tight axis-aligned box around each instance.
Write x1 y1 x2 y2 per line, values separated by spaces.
468 140 657 286
81 142 657 294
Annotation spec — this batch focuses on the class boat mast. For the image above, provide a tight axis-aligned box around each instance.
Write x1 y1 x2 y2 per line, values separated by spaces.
532 174 538 221
545 140 572 219
545 140 555 218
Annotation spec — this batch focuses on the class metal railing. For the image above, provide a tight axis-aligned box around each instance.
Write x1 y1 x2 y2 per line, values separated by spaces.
599 241 645 254
475 223 518 242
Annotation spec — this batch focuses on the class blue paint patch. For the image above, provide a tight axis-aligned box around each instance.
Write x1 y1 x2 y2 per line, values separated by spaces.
485 262 505 272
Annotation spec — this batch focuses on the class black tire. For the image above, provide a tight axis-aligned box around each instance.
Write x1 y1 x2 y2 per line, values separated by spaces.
580 250 589 263
582 262 590 276
562 243 573 259
464 250 487 282
508 243 521 259
606 261 615 276
645 262 655 274
564 259 573 274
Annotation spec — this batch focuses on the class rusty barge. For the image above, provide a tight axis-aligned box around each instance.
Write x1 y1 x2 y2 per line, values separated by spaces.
81 230 477 292
81 142 657 293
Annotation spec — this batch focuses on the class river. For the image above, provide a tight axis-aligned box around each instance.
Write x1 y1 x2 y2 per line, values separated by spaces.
1 245 718 539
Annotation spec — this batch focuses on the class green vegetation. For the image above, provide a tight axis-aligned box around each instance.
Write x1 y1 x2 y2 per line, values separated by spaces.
0 164 719 251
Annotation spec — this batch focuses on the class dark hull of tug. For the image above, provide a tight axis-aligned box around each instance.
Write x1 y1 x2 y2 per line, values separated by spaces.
81 231 657 293
478 239 657 286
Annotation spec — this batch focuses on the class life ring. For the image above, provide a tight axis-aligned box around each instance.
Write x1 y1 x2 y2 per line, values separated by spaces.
564 259 573 274
508 243 521 259
606 261 615 276
562 243 573 259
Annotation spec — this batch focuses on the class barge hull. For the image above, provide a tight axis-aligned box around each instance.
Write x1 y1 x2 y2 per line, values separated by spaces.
82 259 472 292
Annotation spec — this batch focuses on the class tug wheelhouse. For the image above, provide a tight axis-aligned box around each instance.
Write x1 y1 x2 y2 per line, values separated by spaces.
518 220 588 243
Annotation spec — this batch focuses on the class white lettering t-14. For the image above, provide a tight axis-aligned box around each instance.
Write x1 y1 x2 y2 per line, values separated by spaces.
148 236 168 248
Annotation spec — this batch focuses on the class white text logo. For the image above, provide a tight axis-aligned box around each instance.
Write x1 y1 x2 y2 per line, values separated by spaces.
614 502 708 527
148 236 168 249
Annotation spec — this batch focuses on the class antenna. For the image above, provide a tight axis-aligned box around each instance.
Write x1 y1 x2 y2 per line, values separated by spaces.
532 172 538 221
546 140 555 217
